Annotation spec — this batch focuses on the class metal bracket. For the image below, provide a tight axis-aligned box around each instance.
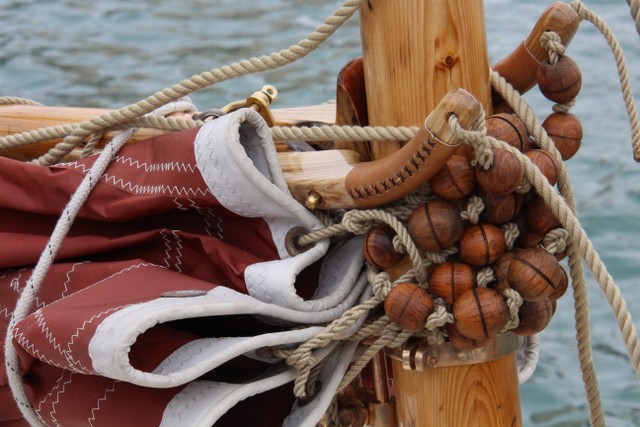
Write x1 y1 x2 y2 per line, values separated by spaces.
387 333 519 372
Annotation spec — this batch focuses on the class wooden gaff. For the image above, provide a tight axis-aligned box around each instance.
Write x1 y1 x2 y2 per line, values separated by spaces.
360 1 521 426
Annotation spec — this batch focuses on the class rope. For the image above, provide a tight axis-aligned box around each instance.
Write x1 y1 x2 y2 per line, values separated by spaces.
490 68 606 426
571 0 640 162
3 128 136 426
3 2 640 425
0 97 42 106
15 0 363 165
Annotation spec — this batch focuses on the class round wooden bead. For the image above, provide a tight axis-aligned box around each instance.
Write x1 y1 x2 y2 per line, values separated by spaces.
537 55 582 103
492 251 516 282
512 299 554 336
548 266 569 301
446 322 487 351
542 112 583 160
453 287 510 341
407 200 463 253
486 114 533 152
475 148 525 195
514 211 544 248
507 247 566 301
480 191 524 225
458 223 506 266
428 261 477 305
430 155 475 200
525 194 561 236
362 225 403 269
525 149 559 186
384 282 434 331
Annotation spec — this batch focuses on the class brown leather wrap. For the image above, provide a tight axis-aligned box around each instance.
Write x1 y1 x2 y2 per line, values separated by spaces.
345 89 483 208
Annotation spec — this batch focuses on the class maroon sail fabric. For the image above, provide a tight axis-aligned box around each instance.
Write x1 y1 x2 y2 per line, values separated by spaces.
0 125 308 426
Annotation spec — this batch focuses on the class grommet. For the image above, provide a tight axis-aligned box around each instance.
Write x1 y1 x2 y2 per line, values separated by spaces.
285 226 314 256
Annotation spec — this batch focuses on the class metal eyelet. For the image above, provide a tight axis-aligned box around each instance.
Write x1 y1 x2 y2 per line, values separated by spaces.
284 226 315 256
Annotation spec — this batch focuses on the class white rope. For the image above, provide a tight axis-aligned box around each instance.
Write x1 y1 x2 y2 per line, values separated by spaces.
518 334 541 384
3 128 136 425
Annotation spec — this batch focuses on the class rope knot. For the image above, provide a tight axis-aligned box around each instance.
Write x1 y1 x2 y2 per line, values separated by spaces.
341 211 373 235
540 31 565 64
460 195 484 224
541 228 569 255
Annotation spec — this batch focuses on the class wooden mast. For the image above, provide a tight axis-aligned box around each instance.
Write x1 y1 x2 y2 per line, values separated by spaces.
361 0 492 159
360 1 522 426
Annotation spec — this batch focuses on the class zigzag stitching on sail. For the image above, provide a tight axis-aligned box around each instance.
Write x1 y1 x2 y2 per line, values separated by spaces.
87 380 118 427
101 174 210 196
111 155 199 173
61 158 199 174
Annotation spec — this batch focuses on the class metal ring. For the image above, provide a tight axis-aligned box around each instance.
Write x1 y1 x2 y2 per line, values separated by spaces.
192 109 226 122
284 226 315 256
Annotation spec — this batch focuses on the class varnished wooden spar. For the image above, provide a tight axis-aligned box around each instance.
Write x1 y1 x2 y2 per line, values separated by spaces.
0 91 481 210
0 103 338 161
281 89 482 209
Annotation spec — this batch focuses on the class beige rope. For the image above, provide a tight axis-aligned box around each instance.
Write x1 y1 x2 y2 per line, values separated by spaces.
0 96 42 106
571 0 640 162
490 68 605 426
271 124 418 142
22 0 363 165
625 0 640 34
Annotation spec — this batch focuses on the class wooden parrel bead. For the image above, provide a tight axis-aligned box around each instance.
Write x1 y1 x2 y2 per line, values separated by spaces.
480 191 524 225
430 155 475 200
458 223 506 266
492 251 516 282
428 261 477 305
525 194 561 236
525 149 559 186
384 282 434 331
407 200 463 253
537 55 582 104
446 322 487 351
363 225 403 269
512 299 555 336
548 266 569 301
542 112 583 160
475 148 525 195
453 287 510 341
486 114 533 152
507 247 566 301
514 210 544 248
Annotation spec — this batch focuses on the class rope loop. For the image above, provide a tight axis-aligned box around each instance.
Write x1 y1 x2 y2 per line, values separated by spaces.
540 30 566 64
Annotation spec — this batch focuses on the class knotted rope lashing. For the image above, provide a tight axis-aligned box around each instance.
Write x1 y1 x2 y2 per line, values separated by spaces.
4 1 640 427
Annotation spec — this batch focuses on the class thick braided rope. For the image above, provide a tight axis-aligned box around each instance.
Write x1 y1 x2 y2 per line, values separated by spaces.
299 208 426 283
3 128 136 426
271 124 418 142
571 0 640 162
624 0 640 34
338 325 412 393
0 96 42 106
29 0 362 165
490 69 605 425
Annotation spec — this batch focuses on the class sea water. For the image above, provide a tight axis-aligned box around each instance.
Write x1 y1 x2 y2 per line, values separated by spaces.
1 0 639 425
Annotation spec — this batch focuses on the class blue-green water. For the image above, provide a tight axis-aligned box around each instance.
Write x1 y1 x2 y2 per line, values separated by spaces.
1 1 639 425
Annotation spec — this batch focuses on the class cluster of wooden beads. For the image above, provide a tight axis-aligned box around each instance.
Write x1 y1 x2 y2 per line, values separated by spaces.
362 112 574 349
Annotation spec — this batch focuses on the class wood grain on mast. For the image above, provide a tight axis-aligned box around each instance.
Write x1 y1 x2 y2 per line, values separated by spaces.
360 0 492 159
360 1 522 426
